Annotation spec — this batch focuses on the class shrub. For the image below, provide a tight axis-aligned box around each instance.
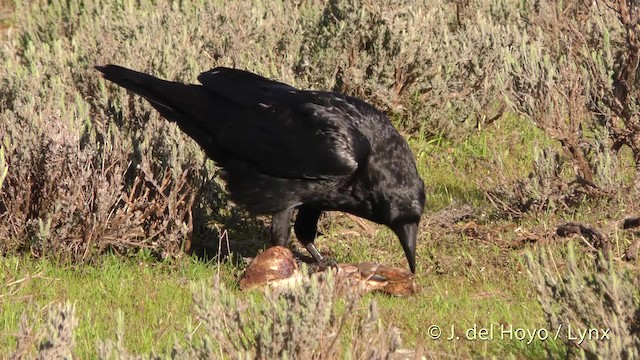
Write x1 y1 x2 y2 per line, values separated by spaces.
502 0 640 210
527 245 640 358
0 146 7 192
11 273 414 359
0 0 259 259
0 0 519 260
301 0 512 135
3 0 639 259
164 272 411 359
11 302 78 359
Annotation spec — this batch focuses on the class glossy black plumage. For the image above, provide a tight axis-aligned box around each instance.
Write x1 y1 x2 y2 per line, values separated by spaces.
96 65 426 273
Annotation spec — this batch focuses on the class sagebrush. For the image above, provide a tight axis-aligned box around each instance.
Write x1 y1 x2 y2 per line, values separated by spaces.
0 0 526 260
527 245 640 359
10 273 416 359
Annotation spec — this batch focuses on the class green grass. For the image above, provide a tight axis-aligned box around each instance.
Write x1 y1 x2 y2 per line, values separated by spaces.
361 229 562 358
413 114 553 211
0 253 232 357
0 248 558 359
0 118 566 358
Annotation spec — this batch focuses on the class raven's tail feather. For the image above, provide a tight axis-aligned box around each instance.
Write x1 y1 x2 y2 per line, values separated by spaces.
95 64 216 154
96 65 189 120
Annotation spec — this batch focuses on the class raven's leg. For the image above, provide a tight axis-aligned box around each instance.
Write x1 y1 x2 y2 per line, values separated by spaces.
270 208 294 246
293 207 325 263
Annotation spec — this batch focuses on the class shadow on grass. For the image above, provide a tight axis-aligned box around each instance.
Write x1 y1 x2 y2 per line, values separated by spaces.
187 175 271 265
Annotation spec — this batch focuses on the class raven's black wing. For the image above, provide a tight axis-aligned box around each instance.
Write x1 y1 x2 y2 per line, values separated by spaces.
197 68 373 179
194 67 373 179
96 65 372 179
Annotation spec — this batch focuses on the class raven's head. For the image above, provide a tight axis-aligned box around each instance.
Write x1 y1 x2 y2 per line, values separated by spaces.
387 176 425 274
368 137 426 274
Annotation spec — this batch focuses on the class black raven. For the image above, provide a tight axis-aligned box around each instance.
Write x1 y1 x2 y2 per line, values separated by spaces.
95 65 426 273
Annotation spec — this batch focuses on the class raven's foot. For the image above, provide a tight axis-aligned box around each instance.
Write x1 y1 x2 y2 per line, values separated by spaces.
304 243 338 272
299 257 338 274
316 257 338 272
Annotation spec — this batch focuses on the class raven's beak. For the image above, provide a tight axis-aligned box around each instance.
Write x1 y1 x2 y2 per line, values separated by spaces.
393 222 418 274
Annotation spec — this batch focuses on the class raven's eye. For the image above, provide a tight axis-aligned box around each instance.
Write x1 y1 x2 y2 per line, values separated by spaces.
408 214 422 224
393 213 421 226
